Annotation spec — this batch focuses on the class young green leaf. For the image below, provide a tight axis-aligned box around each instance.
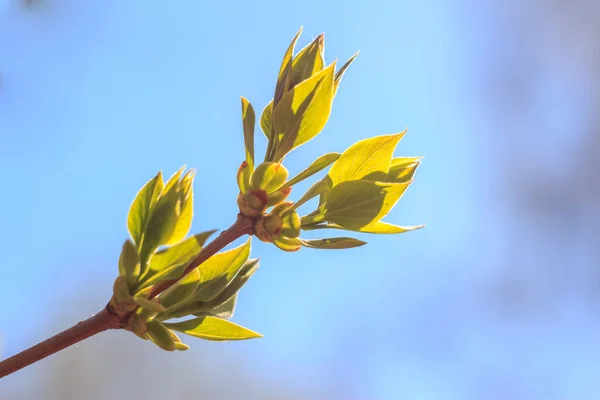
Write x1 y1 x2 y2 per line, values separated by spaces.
137 230 216 289
159 268 201 309
127 171 164 247
272 63 336 161
290 33 325 87
146 320 177 351
327 132 406 186
298 237 366 249
282 152 340 189
323 180 411 230
274 27 303 107
165 316 262 341
302 220 424 234
133 296 166 313
272 236 302 252
334 51 359 95
118 239 140 289
241 97 256 171
203 258 259 309
293 179 330 210
197 294 238 319
164 169 195 246
250 162 289 193
386 157 422 183
260 101 273 138
191 238 252 302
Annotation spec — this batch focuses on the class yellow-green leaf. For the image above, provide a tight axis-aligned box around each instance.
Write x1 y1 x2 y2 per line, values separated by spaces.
298 237 366 249
282 152 340 189
159 268 201 309
134 296 166 313
327 132 406 186
301 220 424 234
138 230 216 289
241 97 256 171
250 162 289 193
323 180 411 230
274 27 303 107
146 320 177 351
272 62 336 161
197 294 237 319
294 179 330 210
191 238 251 302
118 239 140 289
165 316 262 341
204 258 259 308
273 236 302 252
334 51 359 95
164 169 195 246
290 33 325 87
260 101 273 138
386 157 422 183
127 171 164 246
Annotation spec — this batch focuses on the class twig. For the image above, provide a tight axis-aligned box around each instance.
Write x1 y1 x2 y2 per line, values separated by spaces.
0 214 254 379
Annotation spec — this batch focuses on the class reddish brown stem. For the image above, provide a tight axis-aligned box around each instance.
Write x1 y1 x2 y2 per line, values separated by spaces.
0 308 120 379
148 213 254 299
0 214 254 380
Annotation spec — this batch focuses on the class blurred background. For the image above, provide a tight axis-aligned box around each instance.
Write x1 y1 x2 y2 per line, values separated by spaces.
1 0 599 399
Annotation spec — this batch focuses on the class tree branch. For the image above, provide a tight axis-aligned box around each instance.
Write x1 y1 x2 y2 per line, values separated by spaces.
0 308 120 379
0 214 255 379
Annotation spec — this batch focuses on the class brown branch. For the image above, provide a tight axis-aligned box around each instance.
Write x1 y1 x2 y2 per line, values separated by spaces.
0 214 254 380
0 308 120 379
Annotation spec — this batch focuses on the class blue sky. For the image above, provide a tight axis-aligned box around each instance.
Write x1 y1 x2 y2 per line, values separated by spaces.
2 1 585 399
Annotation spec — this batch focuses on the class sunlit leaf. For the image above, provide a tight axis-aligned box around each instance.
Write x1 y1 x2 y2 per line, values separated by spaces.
298 237 366 249
293 179 330 210
272 63 336 161
334 51 359 95
133 296 166 313
191 238 252 302
159 268 201 309
118 239 140 289
260 101 273 138
204 259 259 308
165 169 195 246
197 294 238 319
282 152 340 189
385 157 422 183
323 180 411 230
137 230 216 289
274 27 303 107
165 316 262 341
127 171 163 246
290 33 325 87
241 97 256 171
328 132 406 186
273 236 302 252
146 320 177 351
302 220 424 234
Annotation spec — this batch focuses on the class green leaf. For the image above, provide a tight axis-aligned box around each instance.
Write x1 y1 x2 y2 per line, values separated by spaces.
118 239 140 289
272 236 302 252
290 33 325 87
327 132 406 186
302 221 424 234
334 51 359 95
274 27 303 107
137 230 216 289
204 258 259 308
164 169 195 246
282 152 340 189
298 237 366 249
159 268 201 309
272 62 336 161
250 162 289 193
260 101 273 138
133 296 166 313
386 157 422 183
323 180 411 230
198 294 238 319
191 238 251 302
146 320 177 351
241 97 256 171
127 171 164 247
293 179 330 210
165 316 262 341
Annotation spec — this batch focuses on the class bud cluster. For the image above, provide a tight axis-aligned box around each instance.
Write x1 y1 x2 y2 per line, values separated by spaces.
237 161 292 217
